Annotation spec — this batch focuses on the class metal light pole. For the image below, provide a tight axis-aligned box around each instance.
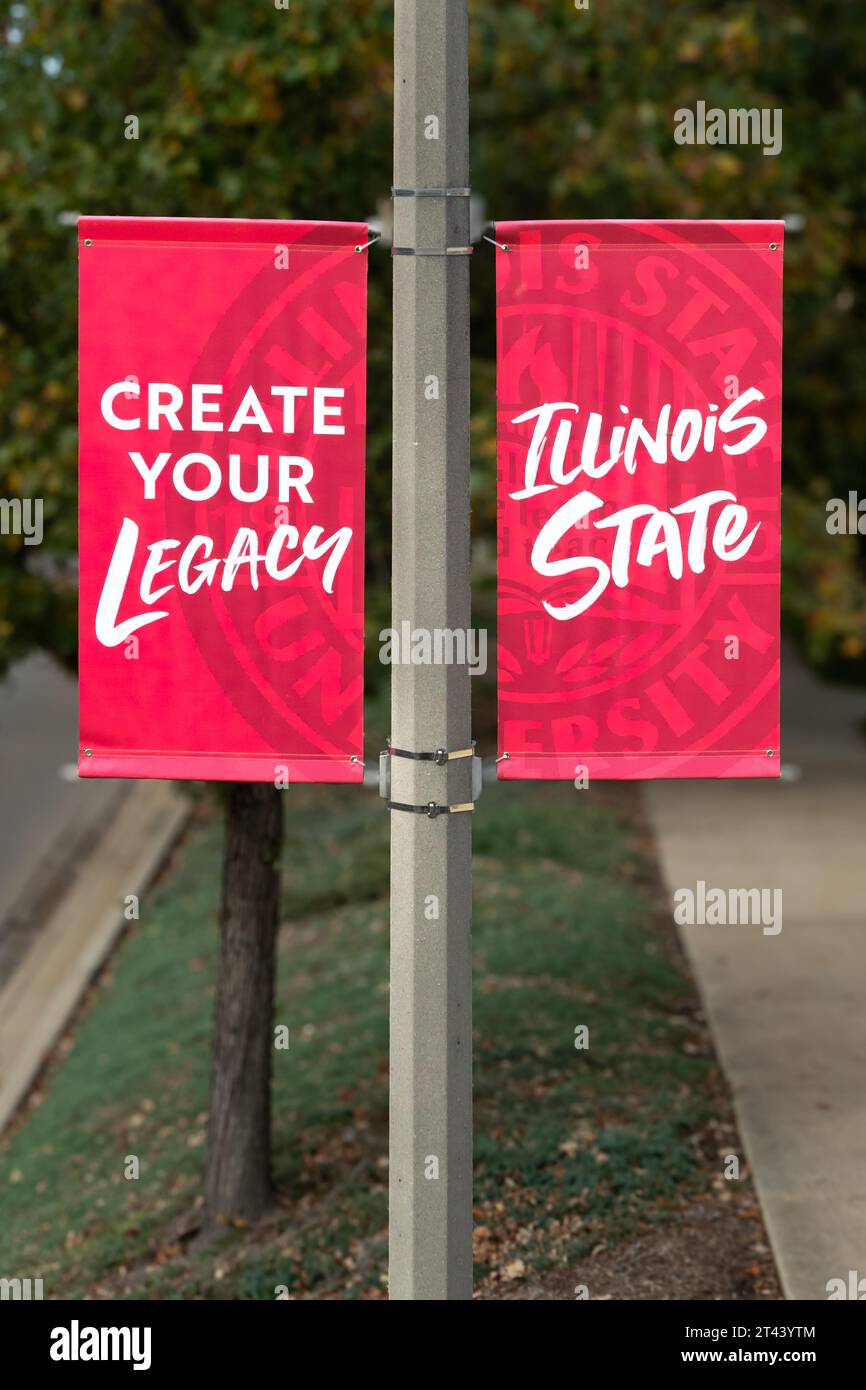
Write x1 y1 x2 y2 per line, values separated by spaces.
388 0 474 1301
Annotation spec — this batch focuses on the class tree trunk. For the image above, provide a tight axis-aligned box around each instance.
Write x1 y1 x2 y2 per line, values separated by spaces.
204 782 283 1231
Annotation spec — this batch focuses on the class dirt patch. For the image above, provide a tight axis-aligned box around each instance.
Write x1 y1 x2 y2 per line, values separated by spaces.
482 1194 781 1301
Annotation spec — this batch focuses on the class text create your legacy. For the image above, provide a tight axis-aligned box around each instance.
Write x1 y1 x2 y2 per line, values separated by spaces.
94 379 356 648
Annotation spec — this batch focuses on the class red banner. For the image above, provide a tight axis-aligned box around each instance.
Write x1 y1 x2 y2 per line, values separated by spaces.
496 220 783 780
79 217 367 782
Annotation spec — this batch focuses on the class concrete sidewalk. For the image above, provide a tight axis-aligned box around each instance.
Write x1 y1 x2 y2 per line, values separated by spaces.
646 649 866 1300
0 654 127 986
0 780 188 1133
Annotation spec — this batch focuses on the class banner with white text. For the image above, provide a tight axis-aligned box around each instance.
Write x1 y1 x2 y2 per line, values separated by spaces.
496 219 782 780
79 216 367 781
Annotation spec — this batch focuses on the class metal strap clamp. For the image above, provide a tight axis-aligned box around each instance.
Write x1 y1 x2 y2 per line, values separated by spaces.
391 186 474 256
392 246 473 257
389 744 474 767
387 799 475 819
380 743 482 815
391 187 472 198
391 186 475 257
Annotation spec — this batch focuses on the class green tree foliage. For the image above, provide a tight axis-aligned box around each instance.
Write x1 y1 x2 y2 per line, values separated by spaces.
1 0 864 677
0 0 395 672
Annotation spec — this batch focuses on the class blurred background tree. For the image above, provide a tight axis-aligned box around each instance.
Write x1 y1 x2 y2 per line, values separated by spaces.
468 0 866 679
1 0 865 682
